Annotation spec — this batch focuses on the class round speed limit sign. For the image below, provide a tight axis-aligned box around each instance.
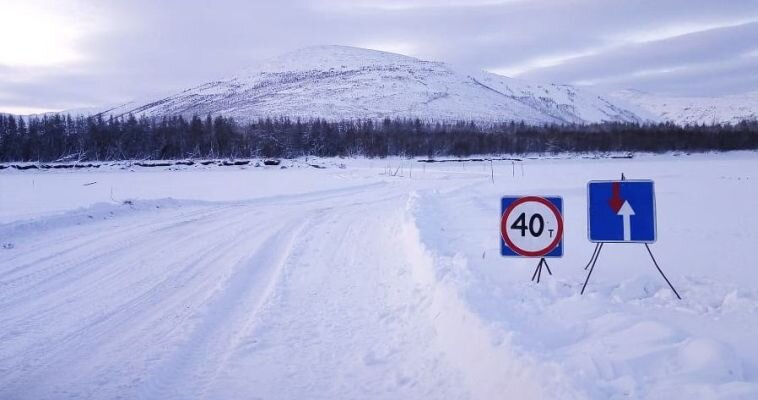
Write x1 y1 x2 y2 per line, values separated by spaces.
500 196 564 257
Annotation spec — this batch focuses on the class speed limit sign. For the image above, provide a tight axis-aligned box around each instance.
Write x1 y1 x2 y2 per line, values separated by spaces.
500 196 564 257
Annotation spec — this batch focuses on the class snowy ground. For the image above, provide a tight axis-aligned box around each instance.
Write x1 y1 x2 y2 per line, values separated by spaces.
1 153 757 399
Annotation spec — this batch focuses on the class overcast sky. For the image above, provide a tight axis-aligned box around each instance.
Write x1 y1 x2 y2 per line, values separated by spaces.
2 0 758 114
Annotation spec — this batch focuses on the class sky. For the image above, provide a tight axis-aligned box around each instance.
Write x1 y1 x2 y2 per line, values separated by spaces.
1 0 758 114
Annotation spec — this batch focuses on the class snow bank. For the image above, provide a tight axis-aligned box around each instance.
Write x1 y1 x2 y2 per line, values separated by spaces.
401 191 584 399
407 152 758 399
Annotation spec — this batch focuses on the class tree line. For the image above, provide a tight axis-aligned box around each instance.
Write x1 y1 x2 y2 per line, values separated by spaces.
1 113 757 162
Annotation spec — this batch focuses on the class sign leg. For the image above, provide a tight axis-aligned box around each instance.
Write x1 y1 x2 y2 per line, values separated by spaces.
536 261 543 283
532 258 549 283
584 243 601 270
581 243 603 295
531 262 540 282
543 258 552 276
644 244 682 300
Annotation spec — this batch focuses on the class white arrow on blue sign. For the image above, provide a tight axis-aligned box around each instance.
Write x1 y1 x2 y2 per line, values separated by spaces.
587 180 656 243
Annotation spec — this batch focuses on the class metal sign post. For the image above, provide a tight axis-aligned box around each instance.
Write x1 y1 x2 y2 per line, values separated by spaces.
500 196 564 283
581 176 681 299
531 257 553 283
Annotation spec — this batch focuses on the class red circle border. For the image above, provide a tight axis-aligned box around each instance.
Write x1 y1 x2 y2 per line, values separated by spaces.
500 196 564 257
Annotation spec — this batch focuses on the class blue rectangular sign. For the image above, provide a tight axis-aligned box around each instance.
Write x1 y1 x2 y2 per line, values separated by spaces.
501 196 563 258
587 180 656 243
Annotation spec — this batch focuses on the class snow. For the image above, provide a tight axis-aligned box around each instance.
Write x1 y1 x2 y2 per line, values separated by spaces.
612 89 758 125
2 152 758 399
95 46 652 125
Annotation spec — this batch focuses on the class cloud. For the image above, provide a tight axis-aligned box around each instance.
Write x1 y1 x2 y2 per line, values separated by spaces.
519 21 758 96
322 0 524 11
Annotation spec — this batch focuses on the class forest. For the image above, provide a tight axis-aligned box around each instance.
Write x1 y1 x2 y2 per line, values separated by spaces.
1 113 757 162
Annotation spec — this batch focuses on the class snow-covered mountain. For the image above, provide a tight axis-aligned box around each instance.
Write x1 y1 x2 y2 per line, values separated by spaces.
98 46 654 125
613 89 758 125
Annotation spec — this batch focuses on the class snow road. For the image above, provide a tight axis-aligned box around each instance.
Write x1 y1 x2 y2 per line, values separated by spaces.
0 175 563 399
2 154 758 399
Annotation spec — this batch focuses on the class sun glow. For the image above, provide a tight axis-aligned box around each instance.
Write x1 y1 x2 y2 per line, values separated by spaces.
0 1 93 67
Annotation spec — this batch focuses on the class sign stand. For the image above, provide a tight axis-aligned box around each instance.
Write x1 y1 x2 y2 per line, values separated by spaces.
581 174 681 299
580 243 681 299
643 243 682 299
531 257 552 283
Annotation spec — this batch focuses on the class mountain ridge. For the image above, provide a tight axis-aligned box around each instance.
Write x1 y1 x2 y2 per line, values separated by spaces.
612 89 758 125
93 45 655 125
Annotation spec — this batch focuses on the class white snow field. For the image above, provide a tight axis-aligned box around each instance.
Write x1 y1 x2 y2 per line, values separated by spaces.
1 153 758 399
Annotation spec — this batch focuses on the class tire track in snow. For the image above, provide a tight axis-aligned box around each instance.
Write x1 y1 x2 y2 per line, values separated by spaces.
0 183 385 305
0 181 384 282
137 216 309 399
202 193 473 400
0 204 239 292
0 204 247 310
0 202 309 398
0 183 397 399
0 204 271 395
